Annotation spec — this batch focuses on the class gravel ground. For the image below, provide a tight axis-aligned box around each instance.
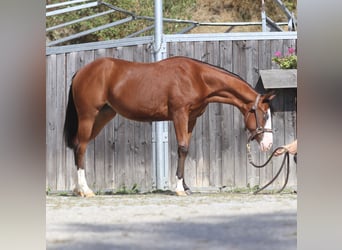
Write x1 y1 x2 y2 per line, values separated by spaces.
46 192 297 250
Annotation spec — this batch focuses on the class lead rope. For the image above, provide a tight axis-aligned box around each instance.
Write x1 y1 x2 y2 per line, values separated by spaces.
247 144 290 194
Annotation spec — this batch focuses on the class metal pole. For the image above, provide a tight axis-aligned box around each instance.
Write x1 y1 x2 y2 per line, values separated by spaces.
261 0 267 32
153 0 168 190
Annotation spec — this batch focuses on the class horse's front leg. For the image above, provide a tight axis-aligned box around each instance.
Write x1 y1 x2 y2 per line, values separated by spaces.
173 114 196 196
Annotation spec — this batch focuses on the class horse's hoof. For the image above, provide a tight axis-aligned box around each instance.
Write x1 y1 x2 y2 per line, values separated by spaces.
185 189 192 195
175 190 187 196
84 192 95 198
73 189 95 198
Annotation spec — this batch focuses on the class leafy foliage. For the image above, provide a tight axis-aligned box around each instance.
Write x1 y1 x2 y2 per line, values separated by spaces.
46 0 297 45
46 0 196 45
272 47 297 69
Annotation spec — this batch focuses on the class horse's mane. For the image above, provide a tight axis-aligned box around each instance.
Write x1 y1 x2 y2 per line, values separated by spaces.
181 57 249 85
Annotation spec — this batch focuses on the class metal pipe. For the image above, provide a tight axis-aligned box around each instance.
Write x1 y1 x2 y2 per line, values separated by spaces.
47 16 133 46
153 0 168 190
261 0 267 32
46 1 99 17
46 0 93 9
46 10 115 32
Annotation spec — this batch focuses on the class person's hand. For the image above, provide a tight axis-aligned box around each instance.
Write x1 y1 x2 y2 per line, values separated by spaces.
274 139 297 156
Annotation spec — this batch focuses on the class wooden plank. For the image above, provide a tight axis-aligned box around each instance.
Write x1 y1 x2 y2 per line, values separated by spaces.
75 50 96 191
219 40 235 187
271 39 284 69
103 45 116 191
93 49 107 191
232 40 248 187
245 40 261 188
46 55 57 191
65 52 77 191
258 39 272 71
272 90 286 188
257 39 274 186
194 41 210 187
284 88 297 187
206 41 222 188
56 53 67 190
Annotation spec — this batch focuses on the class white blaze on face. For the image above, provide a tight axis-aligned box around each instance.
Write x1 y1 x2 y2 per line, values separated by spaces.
260 108 273 151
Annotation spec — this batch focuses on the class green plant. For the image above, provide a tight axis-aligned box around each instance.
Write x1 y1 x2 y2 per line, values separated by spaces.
116 184 140 194
272 47 297 69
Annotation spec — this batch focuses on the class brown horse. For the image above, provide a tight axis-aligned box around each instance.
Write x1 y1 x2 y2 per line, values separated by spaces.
64 56 275 197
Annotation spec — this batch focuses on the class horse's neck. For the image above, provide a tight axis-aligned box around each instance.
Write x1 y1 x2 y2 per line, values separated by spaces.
204 71 257 114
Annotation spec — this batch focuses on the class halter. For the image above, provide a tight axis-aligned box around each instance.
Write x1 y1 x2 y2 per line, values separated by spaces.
246 95 290 194
246 94 273 142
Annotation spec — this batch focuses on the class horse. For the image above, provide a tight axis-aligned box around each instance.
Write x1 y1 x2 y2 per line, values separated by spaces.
64 56 275 197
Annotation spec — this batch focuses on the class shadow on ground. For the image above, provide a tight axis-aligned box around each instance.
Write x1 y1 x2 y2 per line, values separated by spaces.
47 211 296 250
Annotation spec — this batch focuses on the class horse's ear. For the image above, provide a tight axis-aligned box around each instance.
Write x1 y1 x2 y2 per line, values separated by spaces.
262 90 277 102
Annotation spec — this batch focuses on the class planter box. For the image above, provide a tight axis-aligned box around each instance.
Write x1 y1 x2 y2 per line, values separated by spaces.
259 69 297 89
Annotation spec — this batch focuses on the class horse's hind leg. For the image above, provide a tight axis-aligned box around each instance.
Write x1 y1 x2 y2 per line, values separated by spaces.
73 105 116 197
73 116 96 197
173 113 196 196
90 104 116 140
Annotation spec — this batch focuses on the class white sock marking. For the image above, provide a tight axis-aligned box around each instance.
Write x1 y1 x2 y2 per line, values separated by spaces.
175 178 184 192
75 169 92 195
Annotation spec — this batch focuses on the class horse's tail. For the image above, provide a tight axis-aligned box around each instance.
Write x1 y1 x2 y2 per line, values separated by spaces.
63 75 78 149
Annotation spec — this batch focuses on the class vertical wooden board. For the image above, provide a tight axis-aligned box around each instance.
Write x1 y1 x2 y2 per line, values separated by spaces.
122 47 136 189
166 43 177 189
133 44 145 63
75 50 96 190
219 40 235 187
168 122 177 189
207 40 222 187
257 39 273 186
167 42 177 57
104 119 115 190
143 44 153 63
113 115 123 189
177 42 197 189
194 41 210 187
56 54 67 190
138 121 153 192
272 90 286 188
208 103 222 187
103 48 116 190
232 40 248 187
46 55 57 191
65 52 78 191
124 119 135 189
284 89 297 187
54 53 65 190
245 40 261 188
133 45 153 191
271 40 285 69
282 39 297 56
258 39 272 70
92 49 107 191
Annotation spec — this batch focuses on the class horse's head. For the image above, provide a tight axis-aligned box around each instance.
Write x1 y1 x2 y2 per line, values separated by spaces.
245 91 276 151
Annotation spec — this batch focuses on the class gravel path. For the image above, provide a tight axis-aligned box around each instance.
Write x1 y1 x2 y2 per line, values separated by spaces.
46 192 297 250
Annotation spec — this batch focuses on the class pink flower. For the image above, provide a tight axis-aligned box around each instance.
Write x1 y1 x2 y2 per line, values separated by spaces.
274 51 282 57
288 47 295 54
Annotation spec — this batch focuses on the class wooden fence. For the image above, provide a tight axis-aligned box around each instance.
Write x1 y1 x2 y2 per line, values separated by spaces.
46 33 297 192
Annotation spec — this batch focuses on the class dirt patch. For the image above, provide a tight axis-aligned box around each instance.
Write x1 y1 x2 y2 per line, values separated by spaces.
47 192 296 250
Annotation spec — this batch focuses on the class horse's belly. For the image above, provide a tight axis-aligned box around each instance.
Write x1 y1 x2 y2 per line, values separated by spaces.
108 100 170 122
